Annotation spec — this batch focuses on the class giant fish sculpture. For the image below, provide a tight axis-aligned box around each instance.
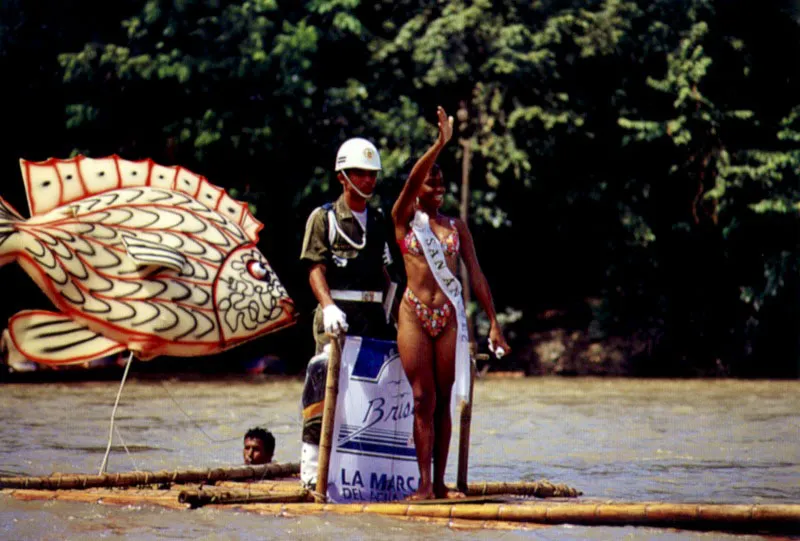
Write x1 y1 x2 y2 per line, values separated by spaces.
0 155 296 366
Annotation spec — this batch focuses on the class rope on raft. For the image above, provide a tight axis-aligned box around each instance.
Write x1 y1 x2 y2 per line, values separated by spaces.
99 351 134 474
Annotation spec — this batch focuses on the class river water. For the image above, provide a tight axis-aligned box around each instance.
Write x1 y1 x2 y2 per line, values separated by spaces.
1 376 798 540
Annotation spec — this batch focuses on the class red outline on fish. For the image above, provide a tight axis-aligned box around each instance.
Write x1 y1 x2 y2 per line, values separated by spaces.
0 155 296 366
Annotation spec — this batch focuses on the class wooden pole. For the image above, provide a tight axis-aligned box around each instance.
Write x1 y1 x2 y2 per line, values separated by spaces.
6 486 799 533
178 487 310 508
0 463 300 490
455 100 478 496
460 480 581 497
314 334 342 502
247 501 800 533
456 357 476 493
457 102 474 337
184 480 581 507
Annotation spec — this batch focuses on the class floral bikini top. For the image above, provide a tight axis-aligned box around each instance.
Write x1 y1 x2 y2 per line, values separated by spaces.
401 218 460 257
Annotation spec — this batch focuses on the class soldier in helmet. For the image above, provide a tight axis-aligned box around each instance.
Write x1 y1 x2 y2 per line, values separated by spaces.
298 137 402 487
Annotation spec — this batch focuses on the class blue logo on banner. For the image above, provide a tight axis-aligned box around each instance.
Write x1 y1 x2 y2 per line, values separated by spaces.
337 425 416 459
337 337 414 461
350 338 399 382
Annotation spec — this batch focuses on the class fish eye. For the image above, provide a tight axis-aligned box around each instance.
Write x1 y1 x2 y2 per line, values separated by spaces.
246 260 270 281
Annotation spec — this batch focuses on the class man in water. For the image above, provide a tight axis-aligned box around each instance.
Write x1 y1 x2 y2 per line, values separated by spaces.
243 426 275 465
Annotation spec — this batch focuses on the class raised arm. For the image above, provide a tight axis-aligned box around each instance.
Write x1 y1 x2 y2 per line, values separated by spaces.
391 106 453 235
454 218 511 355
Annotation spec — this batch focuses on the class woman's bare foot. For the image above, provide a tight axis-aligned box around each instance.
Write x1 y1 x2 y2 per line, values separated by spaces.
434 484 466 499
406 489 435 501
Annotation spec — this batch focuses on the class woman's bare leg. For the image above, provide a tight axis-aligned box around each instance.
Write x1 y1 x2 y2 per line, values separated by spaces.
431 320 465 499
397 296 436 500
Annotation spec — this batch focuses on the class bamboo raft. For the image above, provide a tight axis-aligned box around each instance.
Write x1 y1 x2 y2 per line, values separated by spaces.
2 464 799 534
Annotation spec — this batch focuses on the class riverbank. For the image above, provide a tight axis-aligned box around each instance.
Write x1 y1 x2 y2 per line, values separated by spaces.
3 326 798 381
507 328 799 379
514 329 672 377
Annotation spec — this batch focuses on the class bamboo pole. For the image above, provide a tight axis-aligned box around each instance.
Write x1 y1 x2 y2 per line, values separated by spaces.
4 487 189 510
456 356 477 493
225 501 800 533
462 480 581 498
214 480 307 492
5 487 798 533
455 100 475 496
457 101 474 336
314 334 342 502
0 462 300 490
178 487 310 508
176 479 582 509
372 513 548 532
177 480 579 507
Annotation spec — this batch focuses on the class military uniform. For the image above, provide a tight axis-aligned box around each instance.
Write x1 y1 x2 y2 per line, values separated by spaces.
299 194 400 448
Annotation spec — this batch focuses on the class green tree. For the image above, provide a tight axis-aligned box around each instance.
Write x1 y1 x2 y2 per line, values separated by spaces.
617 0 800 374
2 0 796 374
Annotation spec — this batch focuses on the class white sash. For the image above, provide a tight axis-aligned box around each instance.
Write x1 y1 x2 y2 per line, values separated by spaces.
411 211 470 413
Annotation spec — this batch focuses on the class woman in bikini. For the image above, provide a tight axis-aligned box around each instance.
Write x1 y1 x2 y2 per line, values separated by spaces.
391 105 511 500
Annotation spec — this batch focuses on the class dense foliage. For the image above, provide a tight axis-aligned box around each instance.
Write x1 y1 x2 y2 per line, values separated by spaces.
1 0 797 375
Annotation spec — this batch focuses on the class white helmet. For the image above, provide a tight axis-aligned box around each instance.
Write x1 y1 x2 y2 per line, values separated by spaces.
335 137 382 172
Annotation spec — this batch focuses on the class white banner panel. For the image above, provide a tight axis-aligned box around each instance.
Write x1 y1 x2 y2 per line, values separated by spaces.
326 336 418 502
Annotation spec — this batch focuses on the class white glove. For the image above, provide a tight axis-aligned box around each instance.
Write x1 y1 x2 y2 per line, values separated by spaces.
322 304 348 335
488 339 505 360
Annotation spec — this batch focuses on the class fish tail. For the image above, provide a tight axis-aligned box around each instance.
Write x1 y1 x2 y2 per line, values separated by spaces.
0 196 24 257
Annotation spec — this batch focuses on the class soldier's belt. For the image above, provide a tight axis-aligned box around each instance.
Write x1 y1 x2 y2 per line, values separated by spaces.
330 289 384 303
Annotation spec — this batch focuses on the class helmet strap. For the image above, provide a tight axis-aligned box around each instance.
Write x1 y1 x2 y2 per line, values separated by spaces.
341 170 374 200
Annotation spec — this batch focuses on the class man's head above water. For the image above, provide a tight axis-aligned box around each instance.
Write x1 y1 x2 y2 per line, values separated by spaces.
243 426 275 465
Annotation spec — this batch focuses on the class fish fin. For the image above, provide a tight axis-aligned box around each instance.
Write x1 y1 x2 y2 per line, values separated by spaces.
7 310 126 366
1 328 36 372
239 209 264 243
19 155 157 216
0 196 24 257
19 155 117 216
19 157 66 216
175 170 263 243
116 157 154 188
20 154 264 241
0 196 25 222
121 234 190 273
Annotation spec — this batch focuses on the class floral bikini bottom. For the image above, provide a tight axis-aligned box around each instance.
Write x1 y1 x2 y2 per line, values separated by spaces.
404 288 454 338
